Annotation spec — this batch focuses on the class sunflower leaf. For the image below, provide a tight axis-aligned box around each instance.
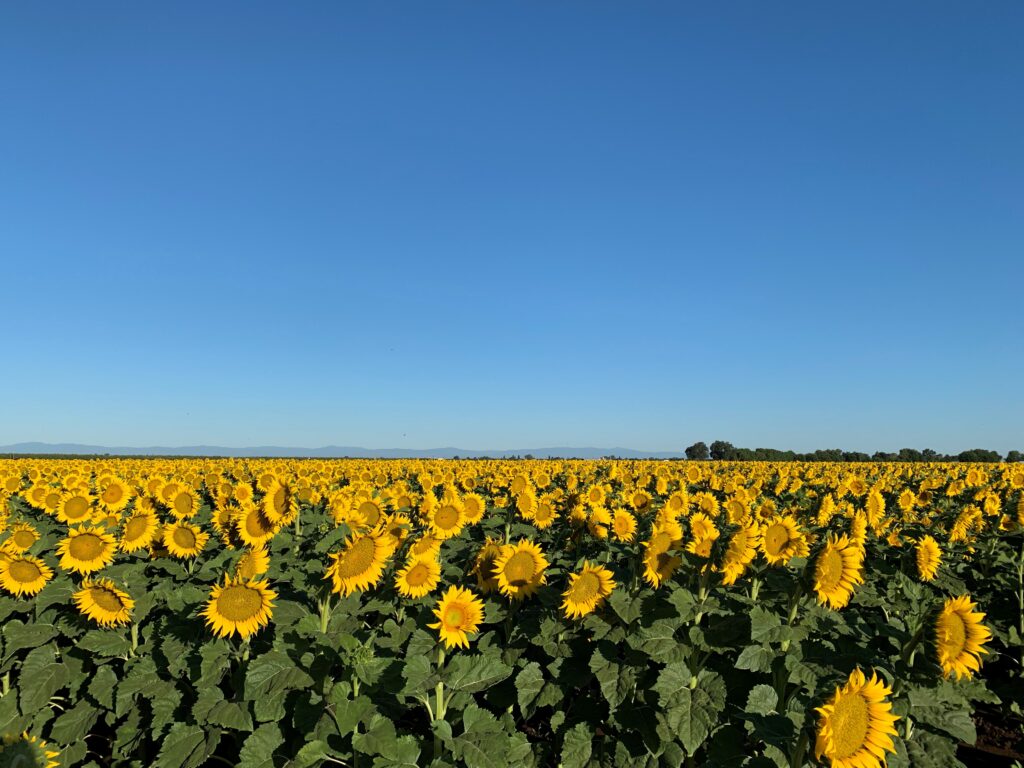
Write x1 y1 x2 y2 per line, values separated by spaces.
238 722 285 768
560 722 593 768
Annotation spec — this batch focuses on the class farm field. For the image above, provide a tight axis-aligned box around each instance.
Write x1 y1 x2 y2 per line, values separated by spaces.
0 458 1022 768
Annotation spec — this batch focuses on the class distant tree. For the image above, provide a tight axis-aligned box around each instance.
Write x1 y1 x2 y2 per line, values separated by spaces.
709 441 736 461
1006 450 1023 463
956 449 1002 463
523 454 535 461
873 451 897 461
897 448 923 462
685 442 710 460
922 449 939 461
843 451 871 462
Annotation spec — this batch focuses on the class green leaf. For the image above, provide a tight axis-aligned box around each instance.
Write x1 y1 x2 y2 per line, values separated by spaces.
658 672 725 755
245 651 315 697
444 653 512 693
735 645 774 673
290 740 332 768
208 699 255 732
87 665 118 711
560 722 593 768
3 621 57 656
238 722 285 768
608 589 642 625
400 654 435 697
49 700 100 744
515 661 544 717
155 723 214 768
652 661 692 702
745 685 778 716
353 714 419 765
18 646 69 714
77 629 132 657
749 607 782 643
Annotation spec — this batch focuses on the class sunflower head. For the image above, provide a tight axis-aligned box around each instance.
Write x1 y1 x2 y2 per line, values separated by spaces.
395 556 441 599
428 585 485 649
163 522 210 560
73 578 134 627
0 731 60 768
4 522 39 553
915 535 941 582
201 574 277 639
235 546 271 580
935 595 992 680
812 534 864 611
0 553 54 597
492 539 549 600
57 525 118 575
562 561 616 619
324 532 393 596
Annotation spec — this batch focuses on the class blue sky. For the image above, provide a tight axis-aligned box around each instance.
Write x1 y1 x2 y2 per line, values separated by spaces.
2 3 1022 453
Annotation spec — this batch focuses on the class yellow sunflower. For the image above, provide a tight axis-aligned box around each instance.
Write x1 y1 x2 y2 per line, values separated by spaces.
562 561 616 619
167 487 201 520
73 578 134 627
57 490 94 525
471 538 504 594
57 525 117 575
428 500 465 540
532 496 558 530
381 513 411 547
201 575 277 639
97 477 132 513
235 546 271 580
428 585 485 649
935 595 992 680
0 732 60 768
461 493 487 525
611 509 637 543
395 557 441 599
761 515 809 566
0 553 54 597
234 501 278 547
812 534 864 611
263 481 298 525
162 522 210 559
814 668 899 768
4 522 39 553
408 534 443 561
720 523 761 586
685 512 720 559
915 535 941 582
642 521 683 588
492 539 548 600
119 510 159 553
325 531 393 596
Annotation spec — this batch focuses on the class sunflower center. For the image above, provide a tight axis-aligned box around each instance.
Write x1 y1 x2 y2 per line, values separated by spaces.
237 554 258 580
245 509 270 537
70 533 106 561
173 493 194 516
45 492 62 508
435 505 460 530
65 496 91 519
216 584 264 621
569 571 601 602
464 498 482 517
405 563 431 587
12 530 36 549
172 527 198 550
8 559 43 583
124 516 150 541
816 548 845 591
939 611 967 657
828 691 870 759
648 531 673 556
503 551 537 585
535 504 554 523
764 524 791 556
89 586 126 613
334 537 376 579
444 604 466 628
103 485 124 504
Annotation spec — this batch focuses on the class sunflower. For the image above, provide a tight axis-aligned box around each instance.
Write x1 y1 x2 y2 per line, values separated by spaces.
915 535 941 582
532 496 558 530
73 578 134 627
761 515 809 566
686 512 720 559
382 513 411 546
813 535 864 610
408 534 443 561
720 523 761 585
562 561 616 619
471 538 504 593
325 531 393 596
201 575 277 639
235 546 271 580
263 481 298 525
935 595 992 680
163 522 210 559
461 493 487 525
611 509 637 543
0 553 54 597
57 525 117 575
57 490 94 525
428 500 465 540
98 477 132 513
814 668 899 768
492 539 548 600
355 498 384 528
643 521 683 587
587 506 611 540
428 585 485 649
119 510 159 553
395 557 441 599
0 731 60 768
234 501 278 547
167 487 201 519
628 489 652 513
4 522 39 553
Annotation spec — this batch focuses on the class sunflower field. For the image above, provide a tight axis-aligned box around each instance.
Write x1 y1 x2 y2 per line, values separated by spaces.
0 459 1022 768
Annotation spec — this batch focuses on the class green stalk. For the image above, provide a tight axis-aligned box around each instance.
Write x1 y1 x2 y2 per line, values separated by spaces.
294 507 301 538
319 594 332 634
1016 536 1024 670
130 622 140 657
433 646 447 760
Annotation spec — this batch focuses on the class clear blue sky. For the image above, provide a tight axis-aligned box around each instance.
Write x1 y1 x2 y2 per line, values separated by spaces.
2 3 1022 454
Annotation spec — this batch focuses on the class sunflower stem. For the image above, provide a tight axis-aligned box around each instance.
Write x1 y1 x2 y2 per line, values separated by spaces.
294 507 301 538
319 594 332 634
433 646 447 760
130 622 139 656
749 575 761 602
789 729 809 768
1 672 8 697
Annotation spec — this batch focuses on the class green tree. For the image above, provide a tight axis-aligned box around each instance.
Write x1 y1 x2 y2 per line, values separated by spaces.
685 442 710 460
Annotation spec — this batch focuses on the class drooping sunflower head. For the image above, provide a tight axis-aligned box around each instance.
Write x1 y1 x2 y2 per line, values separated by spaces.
935 595 992 680
119 511 159 553
0 553 54 597
492 539 549 600
201 574 277 639
643 523 683 588
324 532 393 596
812 534 864 611
0 731 61 768
73 578 134 627
915 535 941 582
562 561 616 619
57 525 118 575
471 538 504 594
395 556 441 599
814 668 899 768
720 522 761 586
428 585 485 649
761 515 809 566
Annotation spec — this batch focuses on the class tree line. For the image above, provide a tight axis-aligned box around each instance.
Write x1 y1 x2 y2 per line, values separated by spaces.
682 441 1021 463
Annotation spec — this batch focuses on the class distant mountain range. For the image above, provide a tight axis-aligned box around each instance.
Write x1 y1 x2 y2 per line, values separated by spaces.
0 442 684 460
